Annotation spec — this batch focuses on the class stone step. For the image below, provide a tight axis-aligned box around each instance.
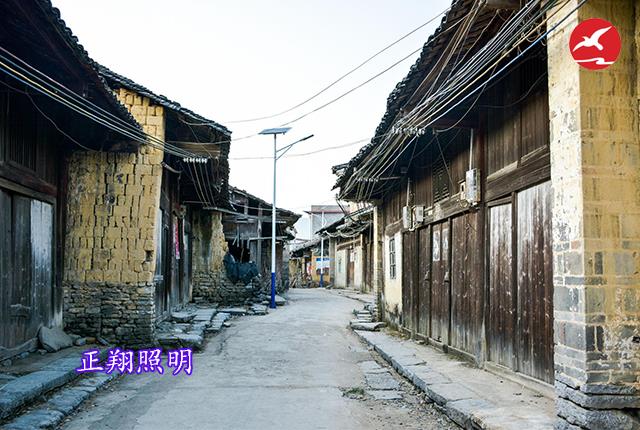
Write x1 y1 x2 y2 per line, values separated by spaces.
0 349 109 421
2 371 118 429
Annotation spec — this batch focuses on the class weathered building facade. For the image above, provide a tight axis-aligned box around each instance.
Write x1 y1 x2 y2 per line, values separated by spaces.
62 65 231 345
318 208 374 292
192 186 299 304
334 0 640 427
0 0 144 359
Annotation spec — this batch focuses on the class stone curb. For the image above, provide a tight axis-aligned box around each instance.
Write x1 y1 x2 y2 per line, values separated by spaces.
353 330 555 430
2 371 120 429
0 349 109 421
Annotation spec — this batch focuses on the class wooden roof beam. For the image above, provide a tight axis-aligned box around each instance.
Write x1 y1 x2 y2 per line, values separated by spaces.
481 0 521 10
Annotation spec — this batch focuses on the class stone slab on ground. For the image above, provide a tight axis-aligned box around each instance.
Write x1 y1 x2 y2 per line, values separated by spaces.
38 327 73 353
364 371 400 391
218 307 247 316
349 321 385 331
366 390 403 400
358 360 384 373
0 350 109 422
250 304 268 315
192 308 217 323
2 409 65 430
2 368 119 428
47 388 92 415
274 295 286 306
171 311 196 323
353 330 556 430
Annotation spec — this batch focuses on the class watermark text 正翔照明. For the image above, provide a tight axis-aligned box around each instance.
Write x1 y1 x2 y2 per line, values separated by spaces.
76 347 193 376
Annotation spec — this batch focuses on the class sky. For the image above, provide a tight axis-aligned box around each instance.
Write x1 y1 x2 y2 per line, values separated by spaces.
52 0 450 238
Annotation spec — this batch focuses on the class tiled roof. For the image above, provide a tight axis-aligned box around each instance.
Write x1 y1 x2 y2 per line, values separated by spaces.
333 0 470 191
33 0 141 131
97 64 231 137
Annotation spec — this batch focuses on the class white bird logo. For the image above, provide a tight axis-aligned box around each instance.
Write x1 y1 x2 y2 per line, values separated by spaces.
572 26 612 51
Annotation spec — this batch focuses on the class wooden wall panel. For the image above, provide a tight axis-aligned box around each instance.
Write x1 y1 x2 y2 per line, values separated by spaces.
417 226 431 338
517 181 554 384
488 203 515 369
0 189 12 352
402 230 417 332
430 221 450 344
450 212 483 359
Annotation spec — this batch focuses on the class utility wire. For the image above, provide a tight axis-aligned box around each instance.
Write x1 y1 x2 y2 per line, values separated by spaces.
222 6 450 124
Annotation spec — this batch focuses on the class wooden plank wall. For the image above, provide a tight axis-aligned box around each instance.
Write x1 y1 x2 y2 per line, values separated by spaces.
488 203 516 370
377 54 554 384
450 211 483 360
516 181 554 383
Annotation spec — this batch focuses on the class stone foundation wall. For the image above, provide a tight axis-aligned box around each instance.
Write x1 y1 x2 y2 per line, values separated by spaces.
63 90 164 345
548 1 640 427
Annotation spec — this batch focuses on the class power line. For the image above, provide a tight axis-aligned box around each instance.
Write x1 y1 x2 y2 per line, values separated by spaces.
229 137 368 160
222 6 450 124
0 46 204 159
341 0 581 200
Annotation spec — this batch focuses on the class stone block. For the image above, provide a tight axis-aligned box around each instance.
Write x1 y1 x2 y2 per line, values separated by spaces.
556 397 640 430
38 327 73 353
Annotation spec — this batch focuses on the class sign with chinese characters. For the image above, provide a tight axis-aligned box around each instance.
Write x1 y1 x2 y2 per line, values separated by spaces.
315 256 330 270
76 348 193 376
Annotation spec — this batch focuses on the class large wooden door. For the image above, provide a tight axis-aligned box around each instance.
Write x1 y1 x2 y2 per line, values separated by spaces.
517 182 554 383
450 212 483 360
0 189 54 359
416 226 431 338
488 203 516 370
430 221 450 344
402 230 417 333
488 183 554 384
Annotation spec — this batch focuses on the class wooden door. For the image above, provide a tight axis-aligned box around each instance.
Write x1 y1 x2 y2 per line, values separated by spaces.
488 203 516 370
416 226 431 338
517 182 554 383
0 190 54 359
402 230 417 333
430 221 450 344
0 189 11 355
347 248 355 289
450 212 483 359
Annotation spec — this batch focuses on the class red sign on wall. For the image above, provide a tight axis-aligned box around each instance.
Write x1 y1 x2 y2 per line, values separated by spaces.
569 18 621 70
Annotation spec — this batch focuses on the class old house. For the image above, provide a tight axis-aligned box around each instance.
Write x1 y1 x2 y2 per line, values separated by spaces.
334 0 640 426
317 207 374 293
289 238 321 288
191 186 299 304
0 0 145 359
61 65 231 345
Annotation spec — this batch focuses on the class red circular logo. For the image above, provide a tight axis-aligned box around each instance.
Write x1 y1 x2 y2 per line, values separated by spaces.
569 18 621 70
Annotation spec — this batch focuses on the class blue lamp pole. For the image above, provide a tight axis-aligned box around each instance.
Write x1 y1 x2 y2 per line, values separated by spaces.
259 128 313 308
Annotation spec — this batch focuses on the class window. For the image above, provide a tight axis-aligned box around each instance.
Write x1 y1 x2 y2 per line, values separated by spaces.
389 238 396 279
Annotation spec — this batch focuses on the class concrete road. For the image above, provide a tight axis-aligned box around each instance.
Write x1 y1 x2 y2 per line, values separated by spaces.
61 289 456 430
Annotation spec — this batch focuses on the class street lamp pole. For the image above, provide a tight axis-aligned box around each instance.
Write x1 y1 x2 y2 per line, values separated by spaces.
319 211 325 288
259 128 313 309
271 133 278 308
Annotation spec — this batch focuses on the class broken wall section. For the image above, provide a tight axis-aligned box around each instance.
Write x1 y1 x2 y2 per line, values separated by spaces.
192 210 255 304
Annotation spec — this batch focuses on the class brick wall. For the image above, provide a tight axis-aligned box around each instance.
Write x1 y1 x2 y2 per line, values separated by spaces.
548 1 640 427
63 89 165 346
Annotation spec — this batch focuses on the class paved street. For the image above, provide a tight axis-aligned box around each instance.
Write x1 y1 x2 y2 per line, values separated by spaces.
60 289 456 430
